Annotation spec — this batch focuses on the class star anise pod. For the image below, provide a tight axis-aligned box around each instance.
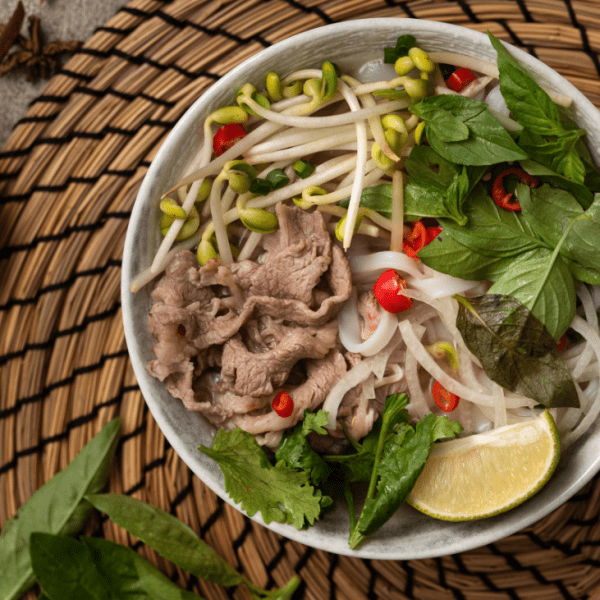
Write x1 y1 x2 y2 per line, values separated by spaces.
0 8 82 81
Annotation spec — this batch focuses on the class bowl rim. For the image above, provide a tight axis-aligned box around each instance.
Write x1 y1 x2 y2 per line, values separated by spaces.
122 17 600 559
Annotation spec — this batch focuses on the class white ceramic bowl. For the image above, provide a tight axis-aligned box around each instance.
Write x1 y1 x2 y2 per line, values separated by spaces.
122 18 600 559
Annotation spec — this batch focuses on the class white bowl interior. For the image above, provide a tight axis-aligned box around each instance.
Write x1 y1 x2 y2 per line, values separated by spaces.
122 18 600 559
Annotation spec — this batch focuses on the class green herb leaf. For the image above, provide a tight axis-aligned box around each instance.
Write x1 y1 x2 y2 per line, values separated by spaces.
517 183 585 252
488 33 563 137
338 148 486 226
30 533 202 600
438 184 544 258
85 493 244 588
0 418 121 600
519 159 593 208
411 95 528 166
325 394 411 483
275 410 331 486
487 249 576 339
455 294 579 407
488 32 588 184
349 412 462 549
199 428 324 529
418 229 514 281
30 533 112 600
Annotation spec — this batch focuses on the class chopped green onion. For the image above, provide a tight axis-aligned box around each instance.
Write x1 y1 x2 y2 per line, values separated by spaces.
249 178 272 196
265 168 290 190
293 160 316 179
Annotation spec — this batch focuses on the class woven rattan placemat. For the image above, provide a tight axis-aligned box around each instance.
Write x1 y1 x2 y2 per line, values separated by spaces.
2 0 600 598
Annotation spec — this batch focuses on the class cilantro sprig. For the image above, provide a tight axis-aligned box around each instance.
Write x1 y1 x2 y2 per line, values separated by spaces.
199 427 326 529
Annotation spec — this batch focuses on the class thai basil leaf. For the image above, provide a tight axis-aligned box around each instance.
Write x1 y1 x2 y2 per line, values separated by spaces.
339 148 486 225
83 537 203 600
563 217 600 272
410 94 528 165
30 533 112 600
563 260 600 285
418 229 514 281
455 294 579 408
489 32 587 184
325 394 411 483
438 185 545 258
519 158 593 209
30 533 202 600
488 33 563 137
85 493 244 588
488 248 576 340
0 418 121 600
550 137 586 184
413 106 470 142
519 185 600 279
348 412 462 549
518 183 585 253
405 145 460 187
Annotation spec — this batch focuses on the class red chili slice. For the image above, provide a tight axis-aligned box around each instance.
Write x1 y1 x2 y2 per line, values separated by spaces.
432 380 460 412
492 167 539 211
213 123 247 156
403 220 428 258
446 67 477 92
425 226 443 244
556 334 567 352
272 391 294 418
373 269 413 314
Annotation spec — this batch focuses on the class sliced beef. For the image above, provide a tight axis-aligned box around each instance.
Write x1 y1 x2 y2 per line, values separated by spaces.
218 321 338 397
147 205 353 438
229 349 348 435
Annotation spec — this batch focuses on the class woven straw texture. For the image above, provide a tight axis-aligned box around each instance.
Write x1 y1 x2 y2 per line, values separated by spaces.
2 0 600 598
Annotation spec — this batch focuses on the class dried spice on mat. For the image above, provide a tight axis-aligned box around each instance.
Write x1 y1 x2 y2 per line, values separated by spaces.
0 1 24 61
0 7 82 81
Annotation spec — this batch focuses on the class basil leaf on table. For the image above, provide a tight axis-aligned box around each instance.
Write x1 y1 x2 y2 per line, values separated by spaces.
85 493 244 588
410 94 528 166
455 294 579 408
30 533 203 600
0 418 121 600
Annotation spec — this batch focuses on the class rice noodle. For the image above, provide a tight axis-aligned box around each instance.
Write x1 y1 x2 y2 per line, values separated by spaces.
338 289 399 356
398 318 533 409
348 251 424 281
560 315 600 449
323 332 402 428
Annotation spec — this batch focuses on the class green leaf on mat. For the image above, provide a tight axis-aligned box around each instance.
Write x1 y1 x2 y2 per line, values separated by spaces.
0 418 121 600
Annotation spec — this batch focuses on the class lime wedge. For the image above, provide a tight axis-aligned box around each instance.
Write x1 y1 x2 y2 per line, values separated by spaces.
407 410 560 521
